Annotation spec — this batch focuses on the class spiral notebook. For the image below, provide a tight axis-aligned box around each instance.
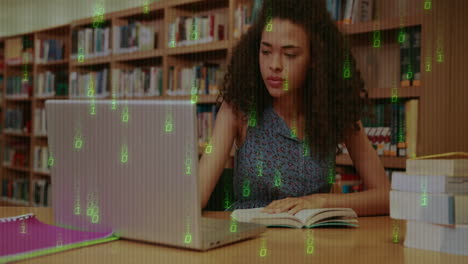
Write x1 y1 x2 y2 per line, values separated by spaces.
0 213 118 263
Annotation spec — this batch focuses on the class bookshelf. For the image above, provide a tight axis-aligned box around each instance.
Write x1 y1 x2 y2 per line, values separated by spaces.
1 0 467 206
2 31 35 207
31 24 71 209
0 39 3 200
334 0 427 170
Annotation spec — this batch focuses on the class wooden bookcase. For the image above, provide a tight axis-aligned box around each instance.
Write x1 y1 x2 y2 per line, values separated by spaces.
0 38 4 206
1 0 467 206
335 0 426 170
1 32 35 206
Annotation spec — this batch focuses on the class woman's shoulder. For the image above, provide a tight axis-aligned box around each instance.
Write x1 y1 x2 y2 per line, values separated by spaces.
219 101 248 149
219 101 247 127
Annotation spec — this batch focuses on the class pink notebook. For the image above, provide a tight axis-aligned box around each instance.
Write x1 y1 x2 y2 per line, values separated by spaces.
0 213 117 262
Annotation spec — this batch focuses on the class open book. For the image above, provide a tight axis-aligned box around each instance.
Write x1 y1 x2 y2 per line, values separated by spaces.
231 207 358 228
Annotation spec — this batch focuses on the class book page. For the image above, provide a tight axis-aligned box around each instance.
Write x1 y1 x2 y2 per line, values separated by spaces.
293 208 341 224
231 208 299 222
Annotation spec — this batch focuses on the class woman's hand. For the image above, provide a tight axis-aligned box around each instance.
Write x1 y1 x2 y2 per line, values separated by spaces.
261 195 327 215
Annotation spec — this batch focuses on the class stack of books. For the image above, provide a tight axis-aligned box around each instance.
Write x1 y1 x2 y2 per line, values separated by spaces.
390 152 468 256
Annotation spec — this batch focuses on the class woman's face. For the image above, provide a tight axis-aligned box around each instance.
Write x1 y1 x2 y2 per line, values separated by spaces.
259 18 311 98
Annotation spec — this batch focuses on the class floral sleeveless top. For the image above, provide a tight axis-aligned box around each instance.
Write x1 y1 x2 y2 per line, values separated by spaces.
226 106 334 210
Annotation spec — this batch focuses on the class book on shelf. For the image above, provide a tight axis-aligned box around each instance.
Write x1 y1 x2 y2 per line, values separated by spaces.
1 178 29 205
327 0 373 24
5 35 34 64
3 141 29 167
197 105 218 148
354 100 418 158
397 103 406 157
6 75 32 99
335 173 363 193
167 13 227 48
400 27 421 87
411 27 421 86
33 108 47 136
405 99 418 158
70 69 109 98
342 0 355 24
4 109 26 133
231 207 358 228
35 71 60 98
113 21 157 54
326 0 341 22
35 39 64 63
0 213 117 263
0 48 4 70
32 180 51 207
405 220 468 256
357 0 373 22
33 146 50 173
234 1 262 39
111 67 162 98
71 27 110 59
167 63 225 96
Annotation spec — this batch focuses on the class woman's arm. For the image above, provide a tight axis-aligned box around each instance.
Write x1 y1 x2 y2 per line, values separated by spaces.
263 120 390 216
199 101 238 209
311 120 391 216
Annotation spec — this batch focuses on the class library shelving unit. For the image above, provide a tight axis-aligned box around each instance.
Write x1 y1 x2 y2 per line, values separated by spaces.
334 0 427 172
1 32 35 206
334 0 468 180
31 24 71 208
0 38 4 205
1 0 467 206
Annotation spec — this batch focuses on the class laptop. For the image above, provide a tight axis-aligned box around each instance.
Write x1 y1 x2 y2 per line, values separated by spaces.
45 99 266 251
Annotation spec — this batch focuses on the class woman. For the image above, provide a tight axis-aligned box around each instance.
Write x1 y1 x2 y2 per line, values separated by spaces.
199 0 390 216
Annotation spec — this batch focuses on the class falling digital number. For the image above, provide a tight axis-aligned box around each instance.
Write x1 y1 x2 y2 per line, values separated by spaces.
205 143 212 154
184 233 192 244
230 221 237 233
75 137 83 149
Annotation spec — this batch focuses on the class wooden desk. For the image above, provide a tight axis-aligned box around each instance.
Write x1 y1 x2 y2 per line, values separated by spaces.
1 207 467 264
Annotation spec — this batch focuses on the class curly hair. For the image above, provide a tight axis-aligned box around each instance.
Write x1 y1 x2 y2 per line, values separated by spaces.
220 0 369 161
